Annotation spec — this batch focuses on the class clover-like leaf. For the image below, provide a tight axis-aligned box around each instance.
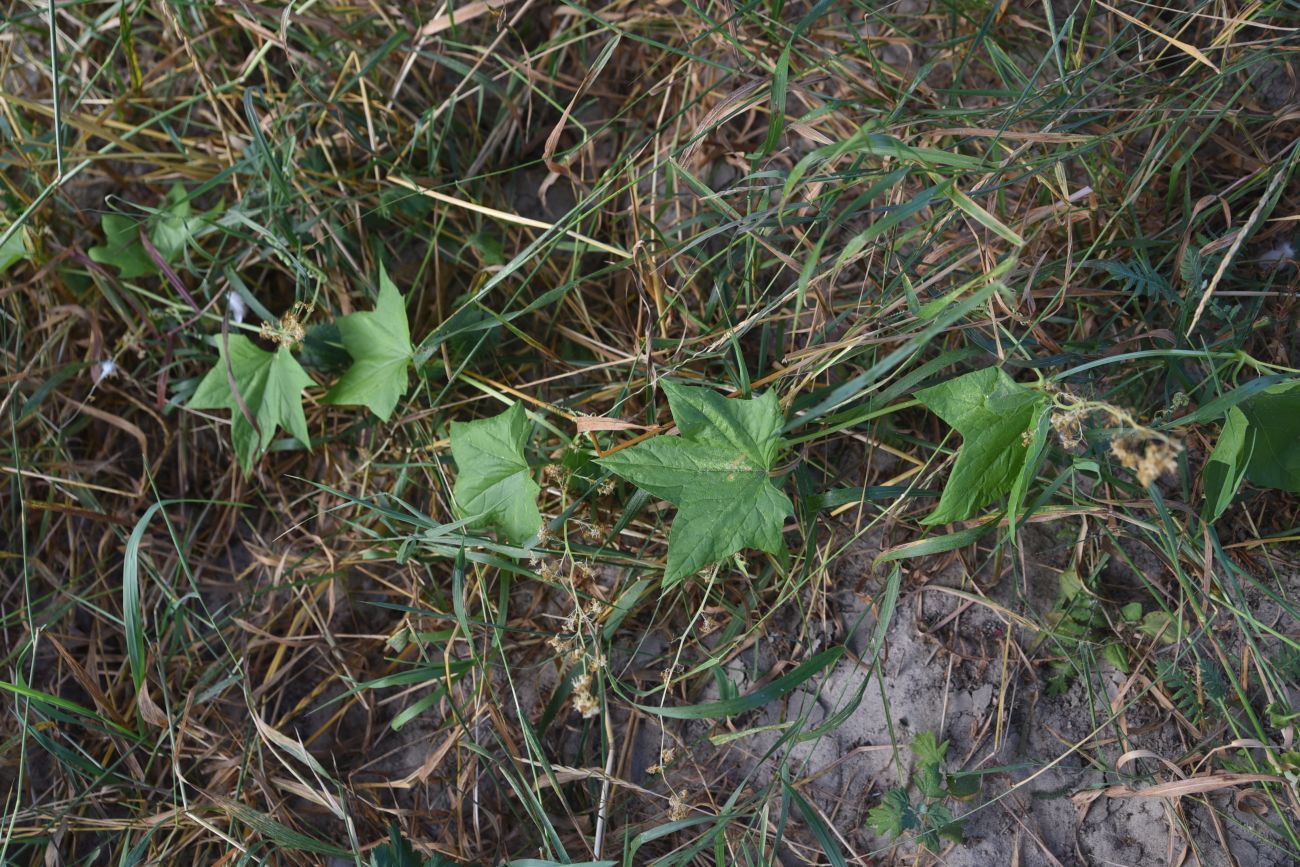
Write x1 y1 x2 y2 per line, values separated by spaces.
597 382 793 585
188 335 314 472
450 402 542 545
915 367 1046 525
324 266 413 422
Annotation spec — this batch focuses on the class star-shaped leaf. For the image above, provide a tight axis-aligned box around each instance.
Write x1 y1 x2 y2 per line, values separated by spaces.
88 184 206 279
597 382 793 585
450 402 542 545
188 335 314 472
324 267 413 421
915 367 1046 525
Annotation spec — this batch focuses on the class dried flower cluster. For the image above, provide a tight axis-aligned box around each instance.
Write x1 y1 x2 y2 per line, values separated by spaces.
1046 385 1183 489
259 303 309 348
645 747 676 776
571 671 600 718
1110 436 1182 487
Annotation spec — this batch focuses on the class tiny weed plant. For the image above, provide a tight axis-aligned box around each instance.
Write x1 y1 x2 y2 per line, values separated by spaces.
868 732 982 853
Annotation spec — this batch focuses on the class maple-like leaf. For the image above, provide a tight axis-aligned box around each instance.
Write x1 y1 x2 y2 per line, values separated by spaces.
866 788 917 840
324 267 413 422
597 382 793 585
915 367 1046 525
88 213 155 279
450 402 542 545
149 183 204 262
188 335 314 471
89 184 204 279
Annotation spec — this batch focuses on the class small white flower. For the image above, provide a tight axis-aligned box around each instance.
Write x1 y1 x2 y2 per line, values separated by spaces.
93 360 117 384
227 290 248 324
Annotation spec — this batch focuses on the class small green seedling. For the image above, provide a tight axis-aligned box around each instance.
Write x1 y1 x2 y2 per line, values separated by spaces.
1037 564 1132 695
867 732 980 852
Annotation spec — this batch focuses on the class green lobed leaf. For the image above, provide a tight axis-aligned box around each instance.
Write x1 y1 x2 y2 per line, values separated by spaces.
911 731 949 767
866 788 917 840
88 213 155 279
1203 405 1253 521
918 802 964 851
188 335 314 472
597 382 793 585
450 402 542 545
1237 380 1300 493
915 367 1046 525
148 182 204 261
88 186 206 279
324 266 414 421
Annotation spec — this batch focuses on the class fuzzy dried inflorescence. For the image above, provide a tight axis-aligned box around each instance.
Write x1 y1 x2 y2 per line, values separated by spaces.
1046 385 1183 486
259 304 309 348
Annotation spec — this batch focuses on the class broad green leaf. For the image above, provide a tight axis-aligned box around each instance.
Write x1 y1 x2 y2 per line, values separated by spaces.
89 213 155 279
188 335 314 472
324 267 413 421
450 402 542 545
597 382 793 585
1203 405 1253 521
1237 380 1300 493
1102 641 1130 674
0 224 32 274
89 186 206 279
946 771 982 800
915 367 1046 525
148 182 203 261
